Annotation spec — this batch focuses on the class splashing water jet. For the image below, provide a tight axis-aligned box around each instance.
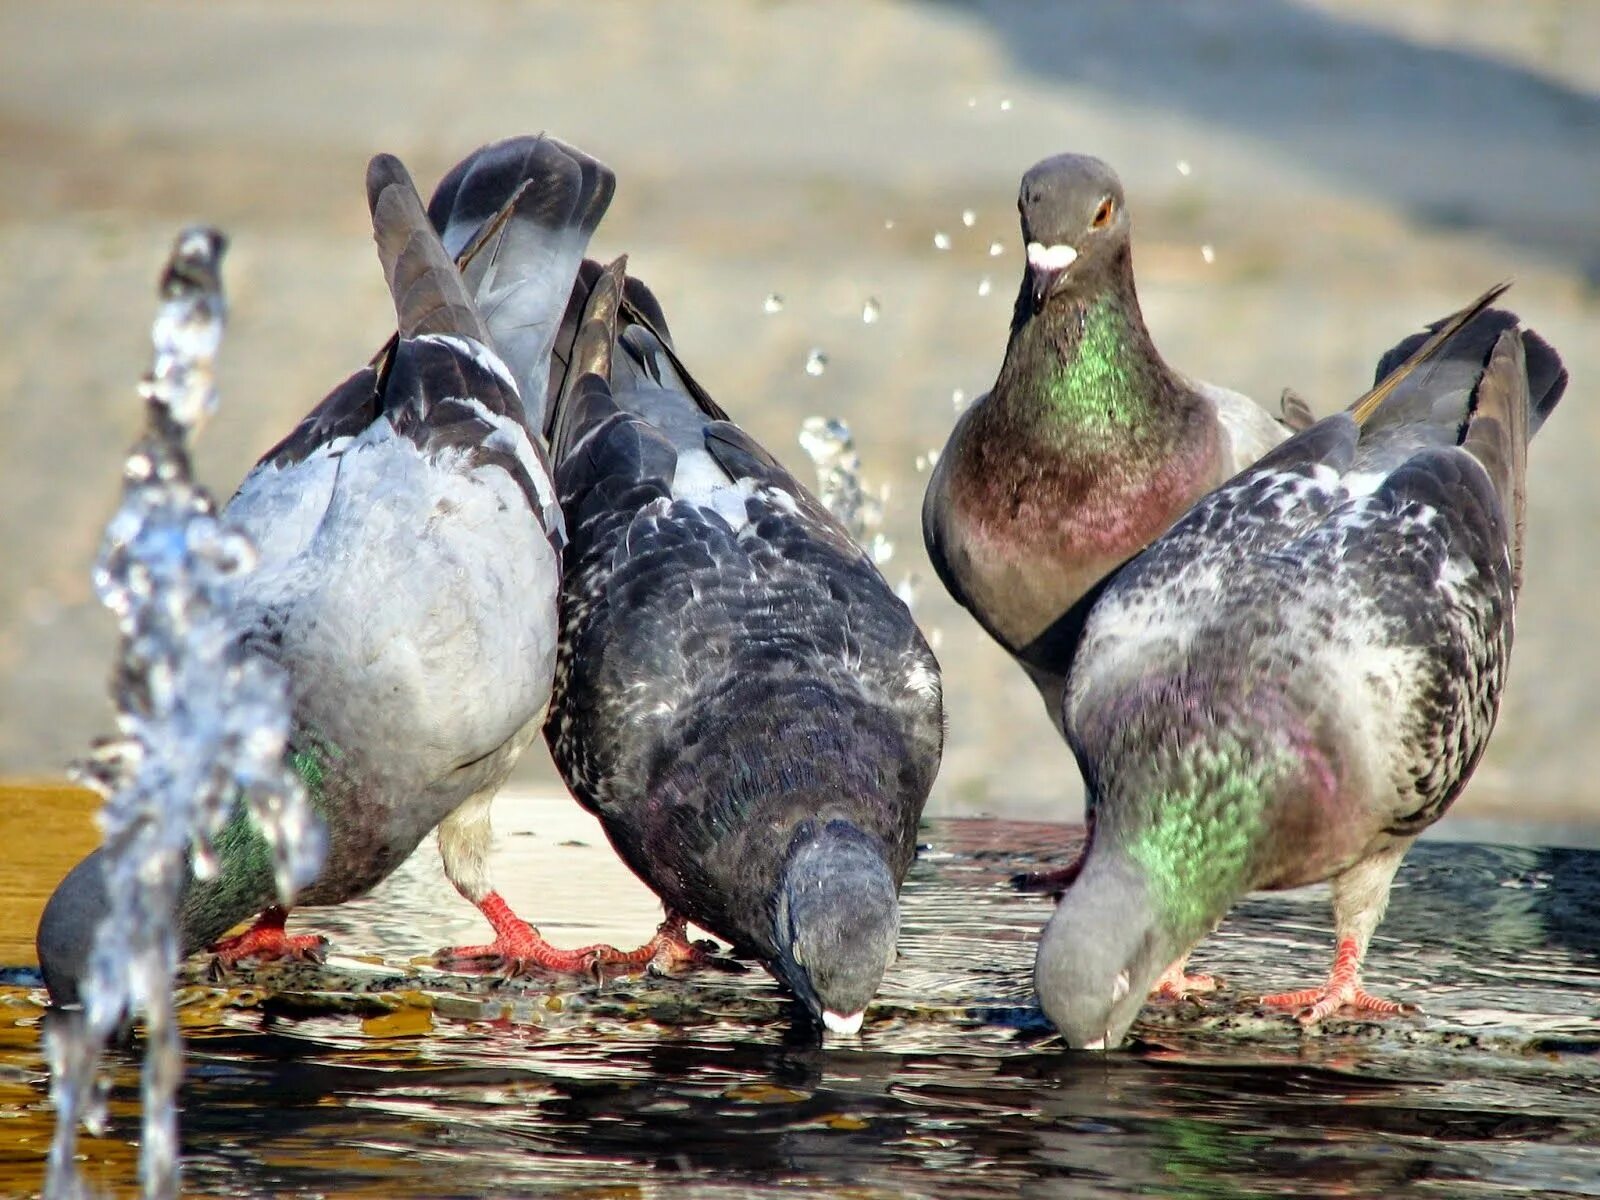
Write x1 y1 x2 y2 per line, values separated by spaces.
45 228 325 1199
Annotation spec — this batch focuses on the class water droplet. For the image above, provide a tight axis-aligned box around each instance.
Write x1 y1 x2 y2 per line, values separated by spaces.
951 388 968 410
932 232 951 251
1201 244 1216 264
861 298 881 325
926 448 940 468
988 240 1005 257
961 209 977 228
914 454 929 472
999 98 1013 112
804 348 828 376
763 293 785 315
883 218 896 231
928 627 944 650
1176 159 1192 177
977 276 992 297
895 573 920 610
870 533 895 566
966 96 978 109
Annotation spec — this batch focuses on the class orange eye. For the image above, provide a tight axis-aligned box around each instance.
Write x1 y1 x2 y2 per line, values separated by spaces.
1091 198 1114 229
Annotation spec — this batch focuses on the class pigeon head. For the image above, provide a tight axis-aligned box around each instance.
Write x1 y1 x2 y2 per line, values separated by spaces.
772 819 900 1035
36 849 110 1008
1033 852 1178 1051
1016 153 1129 311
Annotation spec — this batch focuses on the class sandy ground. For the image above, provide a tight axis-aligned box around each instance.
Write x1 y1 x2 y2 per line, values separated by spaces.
1 0 1596 831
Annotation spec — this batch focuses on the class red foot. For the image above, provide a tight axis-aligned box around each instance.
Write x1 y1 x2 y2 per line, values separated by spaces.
438 891 634 976
610 915 718 975
1261 936 1416 1024
210 907 326 966
1150 958 1218 1001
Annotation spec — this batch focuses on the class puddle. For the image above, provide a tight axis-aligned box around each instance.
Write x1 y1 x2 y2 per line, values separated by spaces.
3 793 1598 1197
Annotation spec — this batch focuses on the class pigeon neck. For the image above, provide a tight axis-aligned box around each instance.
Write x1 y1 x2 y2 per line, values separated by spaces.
1095 700 1312 944
180 741 333 947
997 250 1183 455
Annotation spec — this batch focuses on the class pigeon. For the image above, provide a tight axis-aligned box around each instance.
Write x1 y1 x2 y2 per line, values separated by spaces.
923 153 1289 718
1033 290 1567 1049
37 143 604 1003
543 258 945 1034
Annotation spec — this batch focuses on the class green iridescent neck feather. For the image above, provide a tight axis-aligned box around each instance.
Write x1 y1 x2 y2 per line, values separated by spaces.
1115 733 1293 941
997 281 1175 455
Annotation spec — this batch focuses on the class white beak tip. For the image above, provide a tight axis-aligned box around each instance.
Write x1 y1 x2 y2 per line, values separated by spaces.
822 1009 865 1035
1025 241 1079 272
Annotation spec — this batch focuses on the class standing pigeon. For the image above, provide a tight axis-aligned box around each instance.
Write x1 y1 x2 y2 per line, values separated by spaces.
1033 295 1567 1049
543 259 945 1034
37 144 604 1003
923 153 1289 714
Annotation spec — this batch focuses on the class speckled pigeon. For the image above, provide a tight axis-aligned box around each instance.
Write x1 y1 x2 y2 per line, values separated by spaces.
543 258 945 1034
1033 291 1567 1049
37 143 603 1002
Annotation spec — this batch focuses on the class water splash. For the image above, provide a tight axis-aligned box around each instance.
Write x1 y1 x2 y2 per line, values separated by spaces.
1201 244 1216 265
804 348 829 377
988 241 1005 258
1176 159 1193 177
762 293 785 315
861 297 881 325
961 210 977 228
797 417 885 550
977 276 993 297
932 232 951 252
951 388 969 411
45 228 324 1199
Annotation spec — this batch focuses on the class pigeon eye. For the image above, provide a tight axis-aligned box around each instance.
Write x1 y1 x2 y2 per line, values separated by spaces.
1091 198 1115 229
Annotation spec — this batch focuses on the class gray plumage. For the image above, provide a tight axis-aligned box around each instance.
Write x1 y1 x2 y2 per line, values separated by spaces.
37 147 601 1003
1034 294 1567 1049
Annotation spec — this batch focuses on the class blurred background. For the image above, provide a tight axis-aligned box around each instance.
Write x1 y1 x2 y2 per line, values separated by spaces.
1 0 1596 836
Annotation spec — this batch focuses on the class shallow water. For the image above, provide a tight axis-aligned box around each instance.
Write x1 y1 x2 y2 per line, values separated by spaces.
3 791 1599 1198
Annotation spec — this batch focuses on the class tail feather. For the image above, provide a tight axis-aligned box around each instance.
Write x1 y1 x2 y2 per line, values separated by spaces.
1461 330 1532 590
550 256 627 465
1347 281 1508 428
427 135 616 426
367 154 489 344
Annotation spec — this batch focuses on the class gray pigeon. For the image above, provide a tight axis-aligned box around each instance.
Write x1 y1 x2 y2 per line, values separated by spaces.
542 259 945 1034
1033 292 1567 1049
37 144 602 1003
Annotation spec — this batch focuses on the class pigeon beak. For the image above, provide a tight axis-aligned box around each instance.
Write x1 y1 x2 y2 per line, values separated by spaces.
822 1008 865 1035
1026 241 1078 307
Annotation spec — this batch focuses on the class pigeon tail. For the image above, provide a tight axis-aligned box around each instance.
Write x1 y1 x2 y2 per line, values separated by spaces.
549 256 626 465
426 135 616 427
367 154 490 345
1460 330 1533 590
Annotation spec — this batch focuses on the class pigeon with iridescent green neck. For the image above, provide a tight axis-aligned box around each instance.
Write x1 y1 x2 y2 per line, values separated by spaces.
1034 294 1567 1049
37 142 607 1003
923 153 1289 715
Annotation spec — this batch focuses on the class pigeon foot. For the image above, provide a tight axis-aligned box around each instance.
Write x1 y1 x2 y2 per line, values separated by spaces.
210 906 326 967
1150 958 1218 1000
438 891 628 976
1260 936 1417 1024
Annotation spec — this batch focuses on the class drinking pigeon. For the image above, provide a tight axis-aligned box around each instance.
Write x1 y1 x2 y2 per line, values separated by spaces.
1033 293 1567 1049
37 144 602 1002
544 258 945 1034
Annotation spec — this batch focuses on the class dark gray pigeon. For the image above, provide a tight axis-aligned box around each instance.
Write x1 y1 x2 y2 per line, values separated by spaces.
1033 291 1567 1049
37 144 603 1003
542 259 945 1035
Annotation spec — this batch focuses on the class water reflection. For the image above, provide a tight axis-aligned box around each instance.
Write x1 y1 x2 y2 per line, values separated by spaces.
4 802 1598 1197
